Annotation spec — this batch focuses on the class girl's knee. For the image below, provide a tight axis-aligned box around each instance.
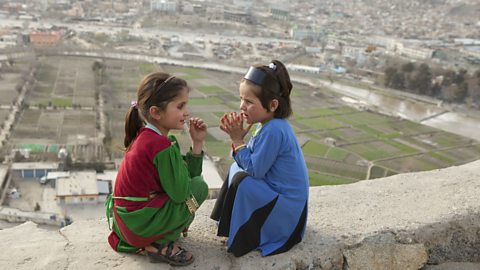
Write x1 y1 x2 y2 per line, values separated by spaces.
192 177 209 204
198 179 208 202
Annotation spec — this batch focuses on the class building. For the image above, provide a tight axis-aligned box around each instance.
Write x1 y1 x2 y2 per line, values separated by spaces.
67 134 104 162
342 45 365 59
461 46 480 58
305 46 322 54
290 26 323 41
206 5 224 20
11 162 58 178
396 43 434 60
29 31 61 46
39 171 70 184
370 36 398 51
223 9 252 24
96 170 117 201
0 34 18 49
287 64 321 74
56 171 99 204
270 7 289 21
233 0 254 7
191 3 207 16
150 0 177 13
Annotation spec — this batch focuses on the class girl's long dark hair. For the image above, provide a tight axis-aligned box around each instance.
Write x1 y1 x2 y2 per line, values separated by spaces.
124 72 189 149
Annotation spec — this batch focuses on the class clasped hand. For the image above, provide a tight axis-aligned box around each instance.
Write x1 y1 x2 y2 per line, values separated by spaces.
188 117 207 143
219 112 253 142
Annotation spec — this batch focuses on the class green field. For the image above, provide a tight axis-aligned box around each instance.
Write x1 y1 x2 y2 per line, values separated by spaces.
4 56 479 187
189 97 223 105
198 85 225 94
309 171 357 186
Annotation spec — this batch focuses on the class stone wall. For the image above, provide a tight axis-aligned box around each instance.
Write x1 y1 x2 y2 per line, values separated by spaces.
1 160 480 269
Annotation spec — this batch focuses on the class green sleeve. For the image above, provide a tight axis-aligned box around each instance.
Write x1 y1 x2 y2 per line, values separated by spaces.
183 149 203 178
153 144 191 204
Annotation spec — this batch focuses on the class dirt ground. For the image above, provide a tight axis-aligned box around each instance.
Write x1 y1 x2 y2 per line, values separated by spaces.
5 176 44 212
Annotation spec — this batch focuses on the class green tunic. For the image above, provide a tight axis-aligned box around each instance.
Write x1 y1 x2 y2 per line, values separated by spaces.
106 130 208 253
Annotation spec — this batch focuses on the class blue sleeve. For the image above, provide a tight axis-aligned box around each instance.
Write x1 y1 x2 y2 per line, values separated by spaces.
233 128 282 179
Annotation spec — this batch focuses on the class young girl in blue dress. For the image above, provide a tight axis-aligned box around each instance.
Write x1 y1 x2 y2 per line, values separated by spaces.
211 60 309 257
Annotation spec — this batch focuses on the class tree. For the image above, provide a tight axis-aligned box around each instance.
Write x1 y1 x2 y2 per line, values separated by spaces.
92 60 106 84
454 68 467 85
442 69 456 86
442 82 468 103
453 82 468 102
391 72 405 90
384 67 397 88
412 63 432 95
430 83 441 97
13 151 26 162
401 62 415 73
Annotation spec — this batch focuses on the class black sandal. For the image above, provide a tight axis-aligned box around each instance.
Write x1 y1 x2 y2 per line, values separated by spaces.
147 242 194 266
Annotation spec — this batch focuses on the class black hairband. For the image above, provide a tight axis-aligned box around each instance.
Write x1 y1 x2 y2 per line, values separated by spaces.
243 63 277 86
244 66 266 86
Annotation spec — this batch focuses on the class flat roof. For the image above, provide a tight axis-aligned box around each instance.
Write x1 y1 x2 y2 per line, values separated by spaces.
11 162 58 170
97 170 117 183
97 170 118 181
56 171 98 197
46 171 70 179
97 181 110 194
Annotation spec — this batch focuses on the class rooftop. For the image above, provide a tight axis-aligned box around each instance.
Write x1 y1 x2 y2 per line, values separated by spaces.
11 162 58 170
56 171 98 197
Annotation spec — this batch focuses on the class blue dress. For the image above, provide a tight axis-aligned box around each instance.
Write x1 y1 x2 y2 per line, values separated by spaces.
211 118 309 257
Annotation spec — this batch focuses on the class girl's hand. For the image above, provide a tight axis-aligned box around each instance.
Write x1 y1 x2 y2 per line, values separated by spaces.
189 117 207 144
219 112 253 143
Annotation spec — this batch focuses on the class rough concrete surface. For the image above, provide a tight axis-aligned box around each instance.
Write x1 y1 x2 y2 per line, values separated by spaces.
1 161 480 269
424 262 480 270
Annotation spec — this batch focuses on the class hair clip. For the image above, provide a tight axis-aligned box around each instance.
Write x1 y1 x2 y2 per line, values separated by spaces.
268 63 277 70
130 100 138 109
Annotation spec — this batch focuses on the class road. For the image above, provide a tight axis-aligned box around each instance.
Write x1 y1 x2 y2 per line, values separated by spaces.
0 18 301 46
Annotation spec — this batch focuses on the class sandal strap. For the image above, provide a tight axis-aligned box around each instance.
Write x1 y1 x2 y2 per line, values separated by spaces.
170 247 190 262
150 241 191 264
165 242 174 257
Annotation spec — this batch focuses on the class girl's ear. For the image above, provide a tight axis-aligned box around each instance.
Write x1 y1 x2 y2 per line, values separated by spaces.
269 99 279 112
149 106 163 120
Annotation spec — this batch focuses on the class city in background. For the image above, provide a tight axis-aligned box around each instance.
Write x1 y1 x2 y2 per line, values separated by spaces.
0 0 479 229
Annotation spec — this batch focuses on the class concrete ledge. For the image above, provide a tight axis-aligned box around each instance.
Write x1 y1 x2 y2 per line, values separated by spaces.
1 161 480 269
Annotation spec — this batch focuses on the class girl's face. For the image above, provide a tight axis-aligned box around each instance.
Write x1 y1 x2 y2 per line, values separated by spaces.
151 87 189 135
239 82 274 125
